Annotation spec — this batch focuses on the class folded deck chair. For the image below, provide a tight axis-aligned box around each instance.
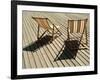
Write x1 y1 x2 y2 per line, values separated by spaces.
67 19 88 50
32 17 62 41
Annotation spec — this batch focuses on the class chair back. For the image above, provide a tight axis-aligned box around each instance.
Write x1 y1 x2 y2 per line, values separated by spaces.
32 17 51 30
68 19 88 34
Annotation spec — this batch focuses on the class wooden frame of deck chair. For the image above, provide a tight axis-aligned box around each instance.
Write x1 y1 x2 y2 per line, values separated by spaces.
67 19 88 50
32 17 62 41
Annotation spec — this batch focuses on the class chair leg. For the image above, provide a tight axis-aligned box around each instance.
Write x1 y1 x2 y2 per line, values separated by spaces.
52 25 55 41
53 24 62 37
67 27 70 40
78 42 89 49
37 25 48 40
38 30 47 40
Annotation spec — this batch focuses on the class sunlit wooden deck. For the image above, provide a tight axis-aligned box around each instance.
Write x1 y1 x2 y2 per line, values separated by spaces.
22 11 90 69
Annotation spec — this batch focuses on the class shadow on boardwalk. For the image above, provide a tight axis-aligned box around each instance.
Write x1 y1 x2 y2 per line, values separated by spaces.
23 35 53 52
54 40 80 60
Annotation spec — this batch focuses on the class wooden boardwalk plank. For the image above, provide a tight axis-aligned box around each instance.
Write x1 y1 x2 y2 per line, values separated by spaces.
23 16 37 68
22 11 90 68
31 13 65 67
45 16 87 65
51 13 90 65
45 12 88 66
22 18 32 68
29 19 49 68
25 16 44 68
38 13 81 66
29 15 55 68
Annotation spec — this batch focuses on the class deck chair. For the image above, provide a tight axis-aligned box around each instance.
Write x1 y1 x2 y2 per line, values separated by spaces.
67 19 88 50
32 17 62 41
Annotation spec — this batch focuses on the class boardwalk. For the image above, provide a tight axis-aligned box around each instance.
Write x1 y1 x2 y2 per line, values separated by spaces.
22 11 90 69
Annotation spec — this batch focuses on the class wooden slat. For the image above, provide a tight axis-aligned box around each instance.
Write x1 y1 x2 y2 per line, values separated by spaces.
22 11 90 68
23 16 37 68
55 36 81 66
22 17 32 68
25 16 46 68
31 12 69 67
66 29 89 65
54 38 77 66
31 13 66 67
30 16 56 67
41 13 85 66
38 11 88 65
53 23 88 65
46 14 87 65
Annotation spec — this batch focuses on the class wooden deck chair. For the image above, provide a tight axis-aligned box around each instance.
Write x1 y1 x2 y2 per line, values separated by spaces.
32 17 62 41
67 19 88 49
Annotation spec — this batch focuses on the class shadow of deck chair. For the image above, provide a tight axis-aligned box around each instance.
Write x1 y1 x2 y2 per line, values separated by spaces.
67 19 88 50
32 17 62 41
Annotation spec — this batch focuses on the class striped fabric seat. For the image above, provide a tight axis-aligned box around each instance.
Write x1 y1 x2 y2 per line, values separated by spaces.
32 17 62 41
67 19 88 49
32 17 52 30
68 19 87 33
